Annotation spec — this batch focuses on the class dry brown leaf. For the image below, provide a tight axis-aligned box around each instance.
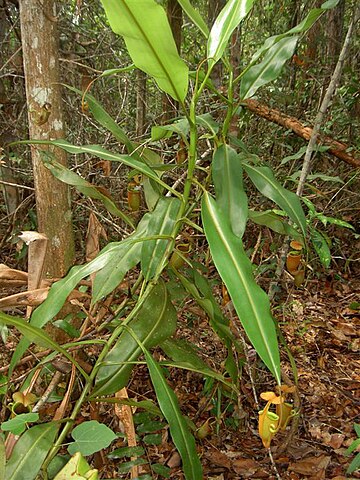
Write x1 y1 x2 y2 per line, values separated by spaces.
114 388 138 479
0 264 28 282
204 449 231 469
0 287 50 308
86 212 107 263
232 458 261 476
288 454 331 476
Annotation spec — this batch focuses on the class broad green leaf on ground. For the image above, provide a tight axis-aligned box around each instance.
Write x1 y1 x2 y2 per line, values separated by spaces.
42 157 134 228
1 413 39 436
5 422 58 480
141 198 181 280
142 348 203 480
68 421 117 456
240 36 299 99
101 0 188 101
207 0 255 67
242 161 306 237
1 311 89 380
212 144 248 238
249 210 302 241
93 280 177 396
177 0 209 37
201 192 281 384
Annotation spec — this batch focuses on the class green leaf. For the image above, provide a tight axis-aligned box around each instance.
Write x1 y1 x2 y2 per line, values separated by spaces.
240 36 299 99
177 0 209 37
117 458 147 474
248 210 302 240
52 319 80 339
68 421 117 456
242 161 306 238
213 144 248 238
0 311 89 381
107 446 145 459
22 139 177 198
201 192 281 384
92 215 149 303
347 452 360 475
42 156 134 227
53 452 98 480
207 0 255 67
142 348 203 480
0 434 5 480
143 434 162 445
141 198 181 280
151 463 171 478
64 85 133 150
310 228 331 268
5 422 58 480
1 413 39 436
93 280 177 396
160 338 232 388
101 0 188 101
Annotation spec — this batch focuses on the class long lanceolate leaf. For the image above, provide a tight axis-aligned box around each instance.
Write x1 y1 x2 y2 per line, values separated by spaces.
101 0 188 102
93 281 177 397
177 0 209 38
43 158 134 228
141 198 181 280
142 348 203 480
5 422 59 480
23 139 179 197
207 0 255 68
0 312 89 380
201 192 281 385
213 144 248 238
240 36 299 100
9 215 149 375
242 161 307 238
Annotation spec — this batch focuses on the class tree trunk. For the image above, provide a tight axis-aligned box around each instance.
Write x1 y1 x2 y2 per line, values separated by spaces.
161 0 182 123
208 0 225 89
136 69 147 137
19 0 74 277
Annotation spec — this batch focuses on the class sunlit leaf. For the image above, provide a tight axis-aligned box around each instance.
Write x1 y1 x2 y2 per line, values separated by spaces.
177 0 209 37
201 192 281 384
141 198 181 280
213 144 248 238
240 36 299 99
208 0 255 67
242 161 306 238
101 0 188 101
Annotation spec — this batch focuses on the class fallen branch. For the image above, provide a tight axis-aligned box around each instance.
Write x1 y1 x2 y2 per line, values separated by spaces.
243 98 360 168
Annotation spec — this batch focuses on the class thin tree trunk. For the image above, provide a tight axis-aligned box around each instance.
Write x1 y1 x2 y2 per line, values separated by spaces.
161 0 182 123
136 69 147 137
19 0 74 277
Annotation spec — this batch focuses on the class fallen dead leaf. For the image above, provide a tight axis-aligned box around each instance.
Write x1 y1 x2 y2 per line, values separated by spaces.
288 454 331 476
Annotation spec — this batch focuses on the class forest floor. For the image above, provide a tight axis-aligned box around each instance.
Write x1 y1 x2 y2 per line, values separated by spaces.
0 223 359 480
